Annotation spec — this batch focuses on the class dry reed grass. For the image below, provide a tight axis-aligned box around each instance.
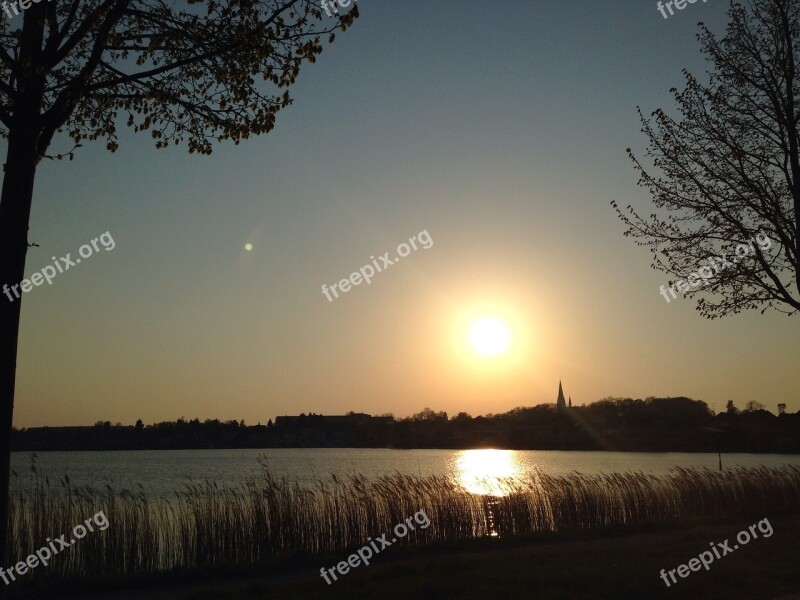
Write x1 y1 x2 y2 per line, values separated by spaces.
6 456 800 582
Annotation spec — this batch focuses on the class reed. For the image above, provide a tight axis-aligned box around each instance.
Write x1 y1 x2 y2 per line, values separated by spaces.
6 457 800 583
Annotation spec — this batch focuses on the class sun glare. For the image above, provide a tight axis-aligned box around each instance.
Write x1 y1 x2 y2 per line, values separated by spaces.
468 317 511 356
454 449 523 496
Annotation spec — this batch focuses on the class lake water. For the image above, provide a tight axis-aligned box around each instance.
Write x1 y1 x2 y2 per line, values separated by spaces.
10 449 800 497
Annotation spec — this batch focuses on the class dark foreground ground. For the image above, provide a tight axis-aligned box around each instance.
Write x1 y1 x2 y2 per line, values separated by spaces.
8 515 800 600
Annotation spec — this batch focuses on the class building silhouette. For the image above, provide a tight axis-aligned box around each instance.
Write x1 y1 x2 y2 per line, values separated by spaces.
557 380 567 412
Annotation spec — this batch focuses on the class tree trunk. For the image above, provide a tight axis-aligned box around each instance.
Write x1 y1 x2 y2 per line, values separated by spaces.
0 120 39 573
0 5 46 575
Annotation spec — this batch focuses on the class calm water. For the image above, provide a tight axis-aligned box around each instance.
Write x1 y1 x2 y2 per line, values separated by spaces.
10 449 800 497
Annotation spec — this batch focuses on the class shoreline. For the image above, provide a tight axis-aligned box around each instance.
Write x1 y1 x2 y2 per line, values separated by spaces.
9 515 800 600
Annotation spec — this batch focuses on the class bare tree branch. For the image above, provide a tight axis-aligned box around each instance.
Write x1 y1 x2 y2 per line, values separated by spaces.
614 0 800 318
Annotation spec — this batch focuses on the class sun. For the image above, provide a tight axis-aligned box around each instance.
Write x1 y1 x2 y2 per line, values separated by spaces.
468 317 511 356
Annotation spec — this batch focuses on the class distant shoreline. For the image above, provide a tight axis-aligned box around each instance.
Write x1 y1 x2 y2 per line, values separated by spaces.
11 398 800 454
8 446 800 455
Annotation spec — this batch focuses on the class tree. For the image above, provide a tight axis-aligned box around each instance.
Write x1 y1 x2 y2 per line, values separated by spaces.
744 400 766 412
0 0 357 566
613 0 800 317
726 400 739 415
411 408 448 422
778 403 787 415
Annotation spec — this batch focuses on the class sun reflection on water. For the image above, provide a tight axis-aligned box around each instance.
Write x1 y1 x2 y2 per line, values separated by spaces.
453 449 525 496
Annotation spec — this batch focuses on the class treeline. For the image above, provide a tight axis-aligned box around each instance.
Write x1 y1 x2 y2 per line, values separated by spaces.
10 397 800 453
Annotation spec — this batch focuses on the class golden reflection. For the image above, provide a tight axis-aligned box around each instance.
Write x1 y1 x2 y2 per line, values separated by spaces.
454 449 523 496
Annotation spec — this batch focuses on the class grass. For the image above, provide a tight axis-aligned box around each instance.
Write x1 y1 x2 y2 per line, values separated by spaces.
196 515 800 600
6 455 800 589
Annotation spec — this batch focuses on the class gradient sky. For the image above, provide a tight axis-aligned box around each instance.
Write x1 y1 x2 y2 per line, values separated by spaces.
7 0 798 427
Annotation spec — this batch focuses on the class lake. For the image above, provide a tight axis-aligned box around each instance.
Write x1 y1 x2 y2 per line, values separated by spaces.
10 449 800 497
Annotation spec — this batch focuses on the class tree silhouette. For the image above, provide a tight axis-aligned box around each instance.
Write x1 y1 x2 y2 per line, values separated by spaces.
745 400 766 412
0 0 357 566
613 0 800 317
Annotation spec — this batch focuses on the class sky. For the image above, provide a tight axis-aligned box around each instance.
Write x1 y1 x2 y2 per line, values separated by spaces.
6 0 798 427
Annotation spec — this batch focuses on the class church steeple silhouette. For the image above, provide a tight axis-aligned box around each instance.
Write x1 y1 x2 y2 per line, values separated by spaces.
557 380 567 411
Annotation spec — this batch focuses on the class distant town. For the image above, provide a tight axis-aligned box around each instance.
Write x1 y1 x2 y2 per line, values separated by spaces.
11 388 800 453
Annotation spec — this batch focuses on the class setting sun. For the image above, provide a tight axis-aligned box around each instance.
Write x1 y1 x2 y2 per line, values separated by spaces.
468 317 511 356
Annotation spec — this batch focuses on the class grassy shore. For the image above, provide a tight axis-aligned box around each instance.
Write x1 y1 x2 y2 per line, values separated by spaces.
5 460 800 595
9 516 800 599
184 515 800 600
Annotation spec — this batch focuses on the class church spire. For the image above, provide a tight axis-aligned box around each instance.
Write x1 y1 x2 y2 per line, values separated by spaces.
557 380 566 411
